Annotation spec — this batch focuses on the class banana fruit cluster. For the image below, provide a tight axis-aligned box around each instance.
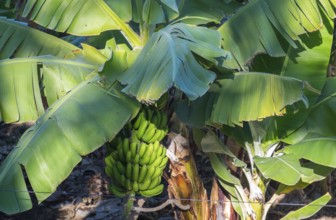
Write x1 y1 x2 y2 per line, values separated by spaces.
105 139 168 197
132 108 168 143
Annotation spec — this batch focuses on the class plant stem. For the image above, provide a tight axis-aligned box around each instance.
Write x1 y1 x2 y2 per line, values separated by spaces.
262 193 281 220
123 193 135 220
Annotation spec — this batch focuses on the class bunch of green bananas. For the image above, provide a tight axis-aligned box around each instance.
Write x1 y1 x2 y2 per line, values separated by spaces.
105 138 168 197
132 107 168 143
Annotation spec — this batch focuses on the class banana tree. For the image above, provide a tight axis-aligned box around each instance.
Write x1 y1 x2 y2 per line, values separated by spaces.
0 0 336 219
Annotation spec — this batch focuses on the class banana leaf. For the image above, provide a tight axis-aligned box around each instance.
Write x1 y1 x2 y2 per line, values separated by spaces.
284 77 336 144
237 14 333 146
0 80 140 215
276 162 334 194
284 138 336 167
280 193 331 220
218 0 336 69
119 23 229 102
0 17 79 59
176 72 310 127
176 0 243 25
254 154 317 185
21 0 141 47
106 0 180 24
0 56 97 123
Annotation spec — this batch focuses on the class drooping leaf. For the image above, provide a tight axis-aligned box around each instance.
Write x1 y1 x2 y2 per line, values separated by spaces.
176 72 309 127
201 131 246 167
280 193 331 220
0 56 97 123
218 0 336 69
284 138 336 168
208 153 241 185
0 80 140 215
21 0 141 47
0 17 79 59
119 23 229 102
254 154 314 185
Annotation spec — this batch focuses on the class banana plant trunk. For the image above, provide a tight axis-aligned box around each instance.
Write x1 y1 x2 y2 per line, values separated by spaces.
166 133 210 219
210 177 237 220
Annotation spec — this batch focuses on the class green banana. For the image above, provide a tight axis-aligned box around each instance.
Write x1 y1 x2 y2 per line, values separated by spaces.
148 149 158 165
156 146 163 158
159 156 169 168
159 130 167 142
159 113 167 129
151 156 163 168
138 142 147 158
126 151 132 163
133 181 139 192
132 163 140 182
148 177 161 190
104 156 115 167
109 184 127 197
134 154 140 164
142 123 156 143
120 175 127 188
161 146 167 157
117 144 125 162
130 142 137 158
153 111 160 127
125 179 132 191
147 143 154 155
116 161 126 174
138 165 148 183
143 165 156 180
126 162 133 179
140 184 164 197
112 166 124 186
105 166 114 178
148 130 162 143
139 179 151 191
151 167 163 179
139 155 150 165
153 140 160 150
122 138 130 158
136 119 149 139
133 110 145 129
146 108 153 121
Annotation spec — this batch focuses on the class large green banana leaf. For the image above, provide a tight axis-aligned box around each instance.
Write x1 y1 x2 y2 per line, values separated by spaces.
0 80 140 215
119 23 229 102
209 15 333 144
176 72 309 127
0 17 79 59
21 0 141 47
218 0 336 69
0 56 97 123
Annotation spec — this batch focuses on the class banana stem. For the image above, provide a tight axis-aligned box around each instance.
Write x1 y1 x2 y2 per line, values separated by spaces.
123 193 135 220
